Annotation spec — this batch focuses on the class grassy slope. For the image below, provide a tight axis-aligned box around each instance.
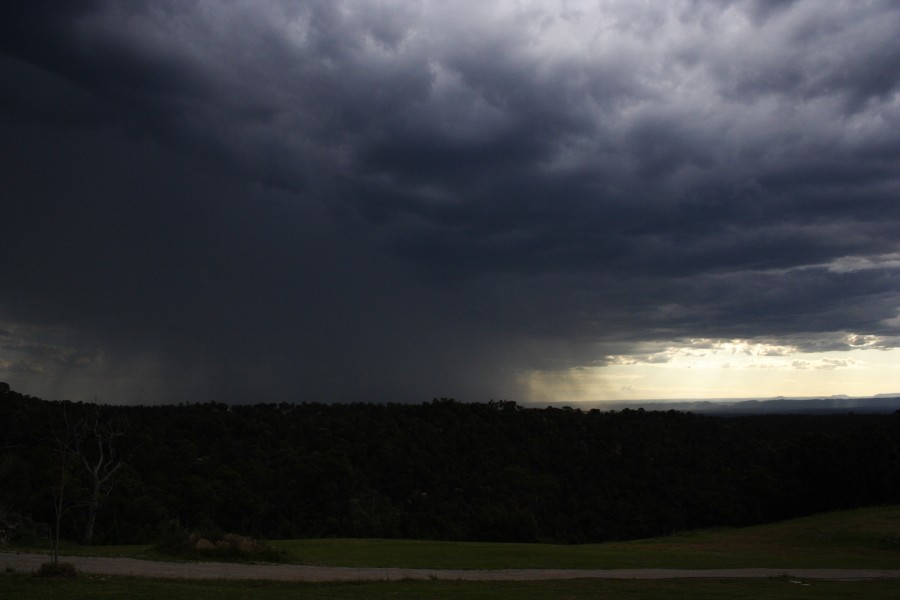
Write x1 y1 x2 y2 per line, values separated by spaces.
17 505 900 569
4 506 900 600
271 505 900 569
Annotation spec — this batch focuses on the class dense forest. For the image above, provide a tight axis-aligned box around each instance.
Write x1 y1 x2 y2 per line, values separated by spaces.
2 384 899 546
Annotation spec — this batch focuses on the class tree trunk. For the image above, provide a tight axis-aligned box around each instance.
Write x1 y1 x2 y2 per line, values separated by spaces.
52 498 62 565
83 497 98 545
50 410 75 566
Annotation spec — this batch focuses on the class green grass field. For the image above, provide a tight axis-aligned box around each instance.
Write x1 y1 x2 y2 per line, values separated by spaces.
2 573 900 600
33 505 900 569
271 505 900 569
4 505 900 599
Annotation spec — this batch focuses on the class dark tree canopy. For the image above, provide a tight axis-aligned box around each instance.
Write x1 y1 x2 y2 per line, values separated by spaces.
1 387 899 545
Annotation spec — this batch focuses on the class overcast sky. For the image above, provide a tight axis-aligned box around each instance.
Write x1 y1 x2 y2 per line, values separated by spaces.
2 0 899 405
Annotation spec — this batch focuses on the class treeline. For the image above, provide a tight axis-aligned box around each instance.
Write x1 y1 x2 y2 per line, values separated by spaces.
2 386 900 545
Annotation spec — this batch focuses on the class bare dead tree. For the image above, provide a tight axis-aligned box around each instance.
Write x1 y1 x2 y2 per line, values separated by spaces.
45 402 128 555
73 404 126 545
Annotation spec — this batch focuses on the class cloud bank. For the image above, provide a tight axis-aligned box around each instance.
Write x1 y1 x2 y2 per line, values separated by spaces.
1 0 898 403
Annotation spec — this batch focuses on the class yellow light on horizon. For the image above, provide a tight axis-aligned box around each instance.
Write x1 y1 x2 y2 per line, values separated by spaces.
521 344 900 404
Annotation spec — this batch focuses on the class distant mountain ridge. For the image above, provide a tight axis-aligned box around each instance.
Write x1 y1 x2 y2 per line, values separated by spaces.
539 395 900 414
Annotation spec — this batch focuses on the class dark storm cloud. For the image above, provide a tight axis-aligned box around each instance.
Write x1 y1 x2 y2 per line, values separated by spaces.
1 0 899 402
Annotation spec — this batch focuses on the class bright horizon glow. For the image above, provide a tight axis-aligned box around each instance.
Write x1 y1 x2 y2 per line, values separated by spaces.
521 340 900 404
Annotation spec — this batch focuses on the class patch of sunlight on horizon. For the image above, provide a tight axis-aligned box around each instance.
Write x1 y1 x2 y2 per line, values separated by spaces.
522 343 900 404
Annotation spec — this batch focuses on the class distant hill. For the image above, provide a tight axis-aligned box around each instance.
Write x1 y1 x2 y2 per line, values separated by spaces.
539 395 900 415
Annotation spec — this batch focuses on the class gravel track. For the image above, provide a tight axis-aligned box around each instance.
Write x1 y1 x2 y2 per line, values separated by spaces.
4 552 900 582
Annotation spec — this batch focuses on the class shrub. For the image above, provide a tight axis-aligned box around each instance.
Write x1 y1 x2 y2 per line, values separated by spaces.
36 562 77 578
879 535 900 551
154 521 292 563
0 511 50 548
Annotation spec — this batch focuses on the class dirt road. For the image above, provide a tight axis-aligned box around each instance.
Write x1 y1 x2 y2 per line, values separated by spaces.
4 552 900 582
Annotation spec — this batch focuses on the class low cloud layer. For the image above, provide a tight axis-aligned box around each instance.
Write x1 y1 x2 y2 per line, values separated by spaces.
1 0 899 403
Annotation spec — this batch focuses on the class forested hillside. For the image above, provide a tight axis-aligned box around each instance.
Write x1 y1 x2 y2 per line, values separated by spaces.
2 385 899 546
